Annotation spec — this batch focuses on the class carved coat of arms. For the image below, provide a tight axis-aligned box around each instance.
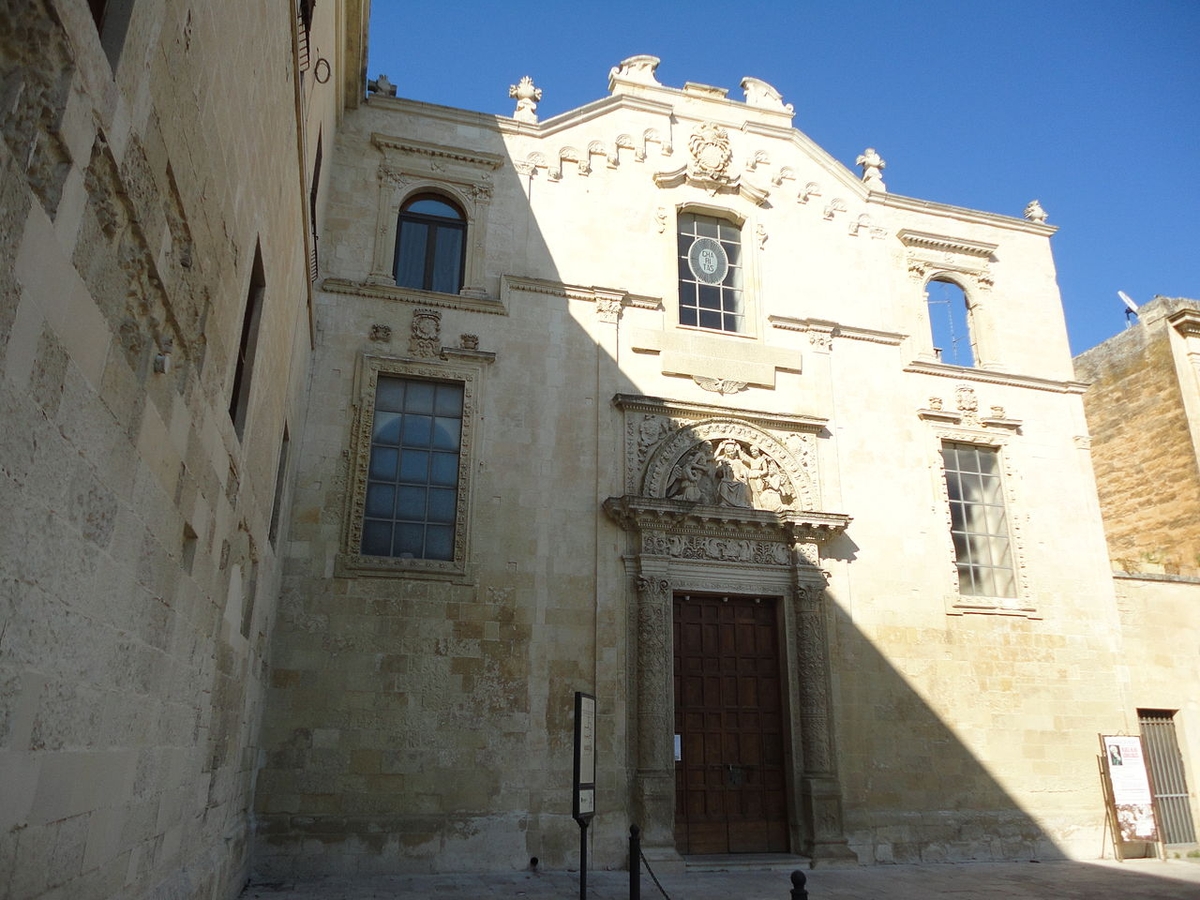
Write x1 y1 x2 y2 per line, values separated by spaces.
688 122 732 182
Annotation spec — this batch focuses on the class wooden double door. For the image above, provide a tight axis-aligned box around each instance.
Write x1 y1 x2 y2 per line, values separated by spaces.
673 593 789 854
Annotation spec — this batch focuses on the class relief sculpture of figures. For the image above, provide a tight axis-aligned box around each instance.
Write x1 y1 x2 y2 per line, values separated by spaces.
715 439 753 508
665 438 796 510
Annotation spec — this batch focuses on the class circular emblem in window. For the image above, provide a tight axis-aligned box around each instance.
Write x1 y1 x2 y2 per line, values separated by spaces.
687 237 728 285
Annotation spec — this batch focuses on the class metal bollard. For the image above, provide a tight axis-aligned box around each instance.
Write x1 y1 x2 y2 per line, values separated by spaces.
790 869 808 900
629 824 641 900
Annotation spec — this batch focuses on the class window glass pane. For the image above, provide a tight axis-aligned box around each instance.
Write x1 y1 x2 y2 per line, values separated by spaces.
396 486 427 520
365 484 396 518
406 381 435 414
428 488 456 523
723 312 742 333
696 217 719 238
394 523 424 557
680 307 698 327
945 472 962 502
960 472 983 503
431 225 463 294
992 568 1016 597
369 446 398 481
698 285 721 310
372 411 402 444
399 449 429 482
719 221 740 242
430 452 459 486
402 414 433 447
406 198 461 219
952 530 969 561
395 221 429 289
981 476 1004 505
434 384 464 416
362 521 393 556
376 377 406 411
699 310 722 330
432 417 461 450
425 525 454 560
984 504 1007 534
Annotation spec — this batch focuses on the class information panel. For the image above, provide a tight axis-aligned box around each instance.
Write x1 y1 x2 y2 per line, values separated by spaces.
1101 734 1159 842
573 692 596 822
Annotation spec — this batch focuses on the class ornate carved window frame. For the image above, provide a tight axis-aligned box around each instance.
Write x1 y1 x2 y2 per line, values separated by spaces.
918 390 1036 618
337 353 485 580
899 229 999 369
367 134 503 299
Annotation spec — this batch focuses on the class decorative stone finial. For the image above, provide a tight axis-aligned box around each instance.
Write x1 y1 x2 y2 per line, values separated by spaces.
367 74 396 97
509 75 542 123
856 148 886 190
1024 199 1048 223
609 55 662 86
741 77 793 114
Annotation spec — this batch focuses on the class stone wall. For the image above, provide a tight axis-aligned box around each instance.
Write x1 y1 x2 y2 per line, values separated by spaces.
0 1 336 897
1074 297 1200 577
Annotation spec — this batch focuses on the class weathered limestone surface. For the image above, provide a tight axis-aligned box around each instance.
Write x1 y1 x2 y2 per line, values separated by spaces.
1075 296 1200 577
0 1 352 897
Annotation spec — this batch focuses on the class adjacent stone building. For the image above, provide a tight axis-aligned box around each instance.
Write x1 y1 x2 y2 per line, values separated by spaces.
2 3 1197 898
1075 295 1200 852
0 1 365 897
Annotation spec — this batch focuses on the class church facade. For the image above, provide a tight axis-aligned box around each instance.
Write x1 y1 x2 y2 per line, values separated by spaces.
252 51 1167 875
3 3 1198 898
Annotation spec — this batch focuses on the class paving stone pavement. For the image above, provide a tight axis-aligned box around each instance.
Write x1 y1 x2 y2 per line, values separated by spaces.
241 858 1200 900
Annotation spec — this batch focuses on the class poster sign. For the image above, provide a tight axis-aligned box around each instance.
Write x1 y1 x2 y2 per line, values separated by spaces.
573 692 596 823
1101 734 1159 842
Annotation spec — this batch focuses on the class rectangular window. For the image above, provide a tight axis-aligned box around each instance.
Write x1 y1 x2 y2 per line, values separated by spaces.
678 212 744 333
942 442 1016 597
229 243 266 440
361 376 463 561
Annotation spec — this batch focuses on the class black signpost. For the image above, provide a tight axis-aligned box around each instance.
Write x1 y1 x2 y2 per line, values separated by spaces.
573 691 596 900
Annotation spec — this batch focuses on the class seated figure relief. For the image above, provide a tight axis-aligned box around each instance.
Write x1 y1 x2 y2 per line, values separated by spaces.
665 439 793 510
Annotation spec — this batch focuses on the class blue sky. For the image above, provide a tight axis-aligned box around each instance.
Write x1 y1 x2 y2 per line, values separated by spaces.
366 1 1198 355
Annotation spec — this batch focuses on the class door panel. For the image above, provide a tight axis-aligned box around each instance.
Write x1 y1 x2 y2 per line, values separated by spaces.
674 594 789 854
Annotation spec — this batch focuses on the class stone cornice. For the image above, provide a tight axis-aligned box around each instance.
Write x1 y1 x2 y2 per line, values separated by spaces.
603 495 850 545
1168 307 1200 337
904 361 1088 394
501 274 660 310
321 277 508 315
768 315 904 346
897 229 998 259
371 133 504 169
612 393 827 433
880 193 1058 235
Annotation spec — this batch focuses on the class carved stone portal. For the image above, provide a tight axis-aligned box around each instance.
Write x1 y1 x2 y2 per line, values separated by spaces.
604 394 856 864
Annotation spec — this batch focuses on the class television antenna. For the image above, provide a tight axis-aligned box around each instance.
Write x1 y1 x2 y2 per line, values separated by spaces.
1118 291 1139 327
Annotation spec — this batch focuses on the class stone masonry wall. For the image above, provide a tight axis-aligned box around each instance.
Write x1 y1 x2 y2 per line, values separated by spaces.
0 2 317 898
1074 298 1200 577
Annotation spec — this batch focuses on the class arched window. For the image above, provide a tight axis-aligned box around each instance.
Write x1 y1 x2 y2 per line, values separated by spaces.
677 211 744 333
926 278 975 367
394 194 466 294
